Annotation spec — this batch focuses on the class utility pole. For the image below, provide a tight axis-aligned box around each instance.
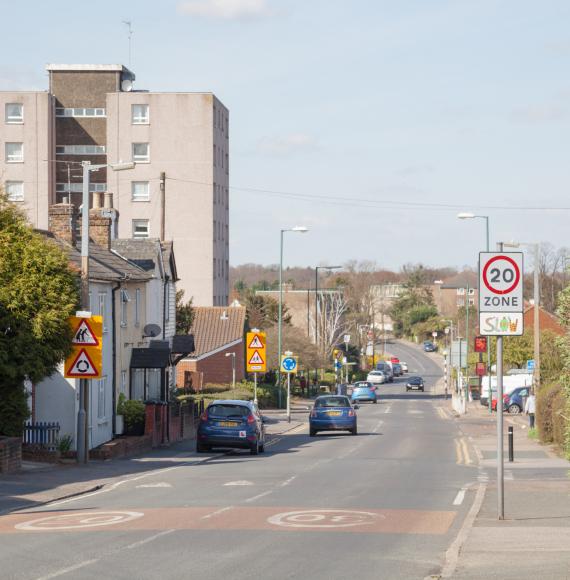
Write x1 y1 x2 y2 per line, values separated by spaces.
160 172 166 241
496 241 505 519
533 244 540 393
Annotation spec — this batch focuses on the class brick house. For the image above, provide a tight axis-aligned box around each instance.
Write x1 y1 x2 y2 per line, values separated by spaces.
176 305 246 390
523 303 565 336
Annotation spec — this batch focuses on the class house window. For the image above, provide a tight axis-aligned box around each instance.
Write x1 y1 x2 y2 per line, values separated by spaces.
97 378 107 419
98 293 108 332
131 368 145 400
132 219 149 239
6 142 23 162
5 103 23 123
468 298 475 306
120 370 128 396
55 108 106 117
457 298 465 307
147 369 161 401
120 288 130 326
132 104 149 124
468 288 475 296
5 181 24 202
135 288 141 327
56 182 107 194
56 145 106 155
131 181 150 202
132 142 149 163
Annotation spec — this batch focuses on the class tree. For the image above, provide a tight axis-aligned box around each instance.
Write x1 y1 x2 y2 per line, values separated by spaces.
175 290 195 334
0 193 78 436
243 290 291 330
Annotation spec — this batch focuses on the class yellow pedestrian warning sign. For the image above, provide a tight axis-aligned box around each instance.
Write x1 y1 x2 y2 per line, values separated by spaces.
65 348 101 378
246 331 266 373
72 319 100 347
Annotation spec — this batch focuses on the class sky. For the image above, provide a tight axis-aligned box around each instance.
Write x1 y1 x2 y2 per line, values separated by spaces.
2 0 570 271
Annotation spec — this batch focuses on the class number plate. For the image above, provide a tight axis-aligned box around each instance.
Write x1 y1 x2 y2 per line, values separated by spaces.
327 411 342 416
219 421 239 427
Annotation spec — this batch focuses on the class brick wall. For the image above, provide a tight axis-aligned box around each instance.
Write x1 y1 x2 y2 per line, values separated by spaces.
0 437 22 474
48 203 77 246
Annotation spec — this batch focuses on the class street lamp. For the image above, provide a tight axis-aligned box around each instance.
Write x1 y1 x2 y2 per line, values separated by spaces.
225 352 236 390
278 226 309 407
503 241 540 393
457 212 490 252
77 159 135 464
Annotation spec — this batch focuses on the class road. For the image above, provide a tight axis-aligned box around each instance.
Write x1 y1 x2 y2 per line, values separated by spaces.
0 343 480 580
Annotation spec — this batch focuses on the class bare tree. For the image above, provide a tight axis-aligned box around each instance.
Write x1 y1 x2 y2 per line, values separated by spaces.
317 290 349 357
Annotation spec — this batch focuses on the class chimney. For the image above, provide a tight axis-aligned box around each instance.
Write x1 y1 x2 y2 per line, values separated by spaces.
48 202 78 246
88 208 112 250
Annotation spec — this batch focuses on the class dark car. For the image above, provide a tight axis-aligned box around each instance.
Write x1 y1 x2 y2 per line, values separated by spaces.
197 400 266 455
392 363 403 377
406 376 425 392
309 395 358 436
505 387 530 414
423 341 437 352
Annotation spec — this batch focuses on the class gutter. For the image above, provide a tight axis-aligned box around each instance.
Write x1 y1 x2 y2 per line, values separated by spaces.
111 283 120 436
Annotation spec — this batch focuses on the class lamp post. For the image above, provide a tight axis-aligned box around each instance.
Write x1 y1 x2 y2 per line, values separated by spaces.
77 160 135 464
457 212 492 412
278 227 309 408
225 352 236 391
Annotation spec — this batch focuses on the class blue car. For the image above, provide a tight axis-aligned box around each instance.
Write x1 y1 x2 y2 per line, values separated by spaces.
423 341 437 352
309 395 358 436
351 382 377 404
196 400 266 455
505 387 530 414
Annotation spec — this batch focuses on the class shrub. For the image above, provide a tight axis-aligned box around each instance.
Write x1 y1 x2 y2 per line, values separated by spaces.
56 434 73 454
122 400 146 435
536 383 563 443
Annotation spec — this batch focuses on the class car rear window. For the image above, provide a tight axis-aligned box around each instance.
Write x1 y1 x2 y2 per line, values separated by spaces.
315 396 350 408
208 404 250 418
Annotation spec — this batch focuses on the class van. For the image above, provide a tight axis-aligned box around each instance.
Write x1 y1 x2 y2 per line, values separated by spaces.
480 374 533 405
375 362 394 382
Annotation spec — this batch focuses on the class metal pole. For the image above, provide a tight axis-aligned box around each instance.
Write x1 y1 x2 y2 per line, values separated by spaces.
508 425 514 462
160 171 166 241
77 161 91 464
254 373 258 405
286 372 291 423
465 283 470 406
232 354 236 391
533 244 540 393
315 267 319 390
278 230 284 408
485 218 492 414
497 240 505 519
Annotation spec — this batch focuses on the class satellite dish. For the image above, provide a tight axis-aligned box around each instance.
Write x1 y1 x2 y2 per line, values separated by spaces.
143 324 162 338
121 78 133 92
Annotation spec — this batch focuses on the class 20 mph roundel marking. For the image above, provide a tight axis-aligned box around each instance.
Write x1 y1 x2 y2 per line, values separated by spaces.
15 511 144 531
482 255 521 295
267 509 380 528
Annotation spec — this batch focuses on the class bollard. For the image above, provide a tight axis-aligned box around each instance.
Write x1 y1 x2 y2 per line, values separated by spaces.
508 425 514 462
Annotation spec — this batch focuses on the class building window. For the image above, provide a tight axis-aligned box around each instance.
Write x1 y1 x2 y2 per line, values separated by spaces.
5 103 23 124
457 288 465 296
135 288 141 327
132 143 149 163
132 104 149 124
468 288 475 296
97 378 107 419
120 370 128 396
120 288 130 326
131 181 150 202
55 108 106 117
457 298 465 307
132 219 149 239
98 293 108 333
56 182 107 194
5 142 23 163
56 145 106 155
5 181 24 202
468 298 475 306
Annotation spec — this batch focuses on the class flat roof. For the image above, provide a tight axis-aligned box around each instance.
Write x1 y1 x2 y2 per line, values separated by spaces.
46 64 135 77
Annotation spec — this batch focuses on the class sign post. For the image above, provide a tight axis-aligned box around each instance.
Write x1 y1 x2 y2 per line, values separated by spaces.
246 330 267 405
479 249 524 520
280 354 298 423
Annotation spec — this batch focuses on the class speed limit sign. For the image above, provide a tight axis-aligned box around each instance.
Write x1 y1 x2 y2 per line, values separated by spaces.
479 252 524 336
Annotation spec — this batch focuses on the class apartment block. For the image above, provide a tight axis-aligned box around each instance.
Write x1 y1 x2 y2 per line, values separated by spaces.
0 64 228 306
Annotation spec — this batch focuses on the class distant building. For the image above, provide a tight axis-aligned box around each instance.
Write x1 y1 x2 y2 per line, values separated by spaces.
523 303 565 336
0 63 229 306
432 272 479 320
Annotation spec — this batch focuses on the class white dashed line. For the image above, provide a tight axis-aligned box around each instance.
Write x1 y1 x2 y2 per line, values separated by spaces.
453 489 467 506
245 490 273 503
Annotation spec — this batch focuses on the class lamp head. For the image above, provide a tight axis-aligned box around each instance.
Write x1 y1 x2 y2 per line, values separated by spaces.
291 226 309 233
457 212 475 220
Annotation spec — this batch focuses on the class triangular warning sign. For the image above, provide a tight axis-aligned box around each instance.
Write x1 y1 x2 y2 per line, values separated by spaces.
67 349 99 377
248 350 265 365
72 319 99 346
248 335 263 349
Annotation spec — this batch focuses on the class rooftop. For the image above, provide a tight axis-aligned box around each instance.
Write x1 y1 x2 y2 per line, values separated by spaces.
188 306 246 358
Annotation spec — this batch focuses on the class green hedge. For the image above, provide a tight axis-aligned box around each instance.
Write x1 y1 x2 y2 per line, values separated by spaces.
536 383 567 448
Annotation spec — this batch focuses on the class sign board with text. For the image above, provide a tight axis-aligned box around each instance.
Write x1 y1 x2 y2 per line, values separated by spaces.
246 331 267 373
64 315 103 378
479 252 524 336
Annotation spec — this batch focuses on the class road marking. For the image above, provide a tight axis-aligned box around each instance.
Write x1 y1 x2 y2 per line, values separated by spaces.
136 482 172 488
201 506 234 520
505 470 514 481
245 490 273 503
460 438 472 465
384 405 392 414
408 409 423 415
372 419 384 434
453 489 467 506
35 559 100 580
455 439 463 464
224 480 254 486
280 476 296 487
436 407 450 420
15 511 144 531
268 509 380 529
125 529 175 549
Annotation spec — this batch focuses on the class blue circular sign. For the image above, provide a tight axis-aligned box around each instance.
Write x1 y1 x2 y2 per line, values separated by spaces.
282 357 297 371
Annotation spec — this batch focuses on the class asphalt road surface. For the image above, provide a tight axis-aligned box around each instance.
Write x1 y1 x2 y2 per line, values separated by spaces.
0 343 480 580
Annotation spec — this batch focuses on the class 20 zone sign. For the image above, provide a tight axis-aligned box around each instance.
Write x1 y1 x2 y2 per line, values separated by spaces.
482 255 521 296
479 252 524 312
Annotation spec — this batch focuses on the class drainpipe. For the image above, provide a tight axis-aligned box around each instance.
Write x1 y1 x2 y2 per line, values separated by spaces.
111 283 120 436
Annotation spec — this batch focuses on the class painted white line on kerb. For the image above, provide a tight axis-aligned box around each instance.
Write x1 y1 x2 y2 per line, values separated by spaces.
453 489 467 506
35 559 99 580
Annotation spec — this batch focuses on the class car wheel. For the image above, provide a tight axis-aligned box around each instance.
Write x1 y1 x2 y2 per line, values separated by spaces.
259 438 265 453
351 426 358 436
373 399 377 404
196 441 209 453
310 428 317 437
508 404 522 415
250 439 260 455
420 388 424 392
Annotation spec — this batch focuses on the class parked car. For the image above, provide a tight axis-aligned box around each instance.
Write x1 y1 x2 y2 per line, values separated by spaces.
406 376 425 392
390 357 400 364
197 400 266 455
423 341 437 352
351 383 377 404
399 361 409 373
309 395 358 436
392 363 403 377
505 387 530 414
366 370 386 384
375 362 394 382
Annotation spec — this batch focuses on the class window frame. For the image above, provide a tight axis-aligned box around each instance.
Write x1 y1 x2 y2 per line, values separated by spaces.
5 180 24 202
56 145 106 155
131 104 149 125
132 219 150 239
5 142 24 163
131 181 150 202
55 107 106 118
5 103 23 124
132 142 150 163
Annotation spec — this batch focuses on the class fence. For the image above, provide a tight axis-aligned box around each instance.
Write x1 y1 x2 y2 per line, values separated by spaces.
23 421 60 451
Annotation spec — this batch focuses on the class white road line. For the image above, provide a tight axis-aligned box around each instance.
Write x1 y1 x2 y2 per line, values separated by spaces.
245 490 273 503
201 506 234 520
280 476 296 487
126 529 175 549
35 559 99 580
384 405 392 414
372 419 384 434
453 489 467 506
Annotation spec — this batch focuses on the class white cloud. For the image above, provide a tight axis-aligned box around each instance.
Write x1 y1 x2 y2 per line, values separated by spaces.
177 0 268 20
257 133 318 156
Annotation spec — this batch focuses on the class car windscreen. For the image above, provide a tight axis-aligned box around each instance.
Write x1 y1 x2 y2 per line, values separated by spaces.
208 404 250 418
315 397 350 408
409 377 422 383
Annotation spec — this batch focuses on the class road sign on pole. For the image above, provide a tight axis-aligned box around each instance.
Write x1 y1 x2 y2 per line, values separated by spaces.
280 355 298 374
246 331 267 373
479 252 524 336
65 315 103 378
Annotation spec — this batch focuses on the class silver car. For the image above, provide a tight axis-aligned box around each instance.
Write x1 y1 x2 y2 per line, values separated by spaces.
366 370 386 384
